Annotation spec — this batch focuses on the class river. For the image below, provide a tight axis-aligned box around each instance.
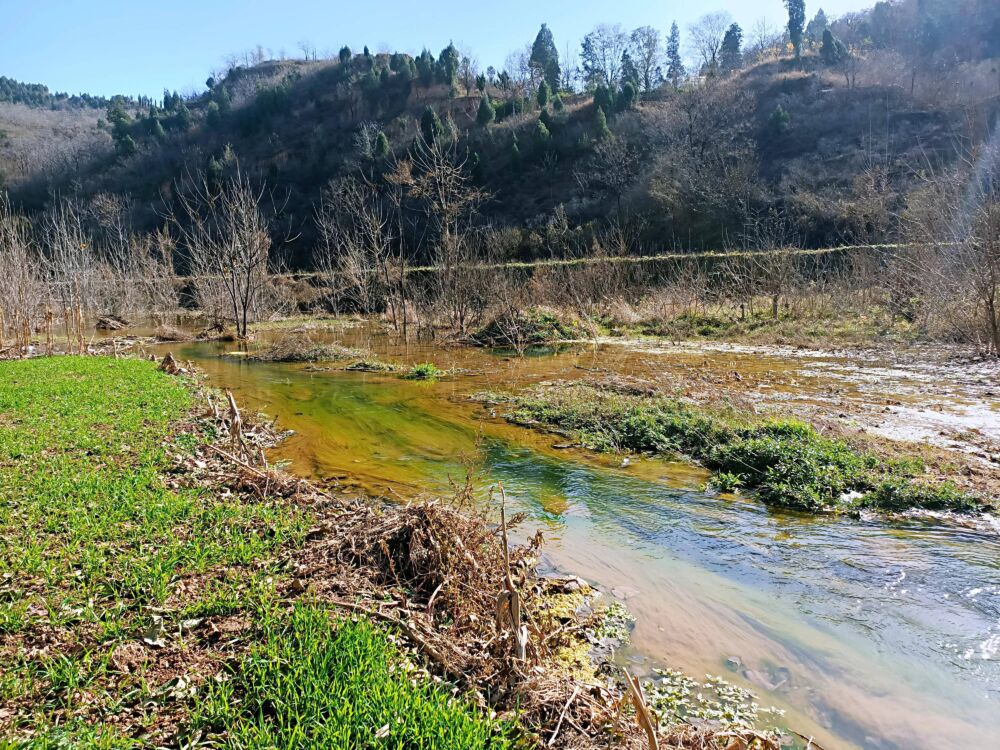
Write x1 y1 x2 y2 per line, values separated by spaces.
157 323 1000 750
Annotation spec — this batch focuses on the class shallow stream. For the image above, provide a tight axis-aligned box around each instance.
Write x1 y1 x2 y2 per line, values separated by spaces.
160 325 999 750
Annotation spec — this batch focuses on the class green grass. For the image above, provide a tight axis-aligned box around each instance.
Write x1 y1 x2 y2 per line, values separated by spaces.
482 385 985 514
193 602 514 750
403 362 447 380
0 356 518 746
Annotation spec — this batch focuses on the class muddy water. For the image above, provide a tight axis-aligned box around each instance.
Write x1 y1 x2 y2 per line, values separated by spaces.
163 325 1000 750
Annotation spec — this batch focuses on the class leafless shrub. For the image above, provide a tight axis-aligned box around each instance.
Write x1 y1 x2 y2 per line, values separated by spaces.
902 141 1000 354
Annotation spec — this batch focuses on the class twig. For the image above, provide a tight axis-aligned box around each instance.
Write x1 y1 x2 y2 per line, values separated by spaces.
547 685 580 746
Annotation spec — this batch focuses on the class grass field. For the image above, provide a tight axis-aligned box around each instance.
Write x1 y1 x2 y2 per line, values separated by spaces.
0 357 511 748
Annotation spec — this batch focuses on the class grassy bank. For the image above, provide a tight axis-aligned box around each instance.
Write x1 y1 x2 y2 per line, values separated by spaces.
478 384 987 514
0 358 516 747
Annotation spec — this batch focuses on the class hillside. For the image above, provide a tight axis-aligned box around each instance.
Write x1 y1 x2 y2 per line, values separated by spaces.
1 0 998 267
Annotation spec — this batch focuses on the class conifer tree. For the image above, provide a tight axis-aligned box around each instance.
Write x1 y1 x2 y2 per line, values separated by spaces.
420 105 443 143
784 0 806 59
477 94 495 125
529 23 561 92
595 105 611 140
665 22 686 88
537 80 550 109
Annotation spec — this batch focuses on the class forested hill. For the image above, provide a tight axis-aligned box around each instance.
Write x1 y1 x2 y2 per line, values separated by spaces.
1 0 998 266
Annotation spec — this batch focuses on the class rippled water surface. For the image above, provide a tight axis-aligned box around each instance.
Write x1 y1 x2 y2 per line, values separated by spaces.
162 327 1000 750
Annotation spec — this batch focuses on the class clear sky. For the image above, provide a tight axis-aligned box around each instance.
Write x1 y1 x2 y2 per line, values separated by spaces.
1 0 874 98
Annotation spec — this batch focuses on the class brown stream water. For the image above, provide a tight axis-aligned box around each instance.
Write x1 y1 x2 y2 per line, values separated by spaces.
155 324 1000 750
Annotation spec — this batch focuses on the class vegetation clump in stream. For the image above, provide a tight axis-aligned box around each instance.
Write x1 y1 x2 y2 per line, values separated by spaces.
471 307 583 348
477 384 988 514
244 332 366 362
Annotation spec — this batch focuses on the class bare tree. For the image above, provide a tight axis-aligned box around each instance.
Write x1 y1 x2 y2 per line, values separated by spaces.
168 168 275 338
903 143 1000 355
580 24 629 87
315 175 394 316
746 17 785 64
630 26 663 92
0 192 43 354
408 133 486 332
688 11 734 75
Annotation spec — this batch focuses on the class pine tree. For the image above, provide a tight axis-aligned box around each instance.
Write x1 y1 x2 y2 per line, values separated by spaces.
415 49 435 86
151 118 166 139
116 134 137 158
206 156 223 192
470 151 484 182
618 82 636 111
595 105 611 141
621 51 640 90
593 84 615 115
553 93 564 112
476 73 487 93
339 46 352 65
820 29 847 65
438 43 460 85
720 23 743 73
784 0 806 59
206 101 221 128
477 94 495 125
510 133 521 168
537 80 550 109
666 22 686 88
374 131 390 158
529 23 561 93
420 105 443 143
535 118 551 149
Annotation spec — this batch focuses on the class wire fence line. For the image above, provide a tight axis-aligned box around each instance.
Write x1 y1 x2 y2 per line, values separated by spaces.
42 242 921 287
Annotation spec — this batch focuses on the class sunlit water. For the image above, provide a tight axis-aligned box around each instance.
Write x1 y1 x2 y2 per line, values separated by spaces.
157 326 1000 750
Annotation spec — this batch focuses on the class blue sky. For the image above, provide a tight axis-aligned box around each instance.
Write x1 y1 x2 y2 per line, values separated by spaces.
1 0 874 98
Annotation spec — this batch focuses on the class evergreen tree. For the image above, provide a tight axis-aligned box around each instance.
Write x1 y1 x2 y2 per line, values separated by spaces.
438 43 460 85
539 108 554 132
820 29 848 65
594 84 616 115
206 156 223 192
534 118 551 150
420 105 443 144
151 118 166 139
720 23 744 73
552 93 564 112
374 131 390 158
537 80 550 109
206 101 222 128
477 94 495 125
510 133 521 168
805 9 829 46
618 81 636 111
339 46 353 65
665 22 686 88
595 105 611 141
175 103 192 131
620 51 640 90
390 52 407 72
476 73 487 93
116 134 137 158
784 0 806 59
363 45 371 57
470 151 484 182
529 23 561 93
415 49 436 86
769 104 791 133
